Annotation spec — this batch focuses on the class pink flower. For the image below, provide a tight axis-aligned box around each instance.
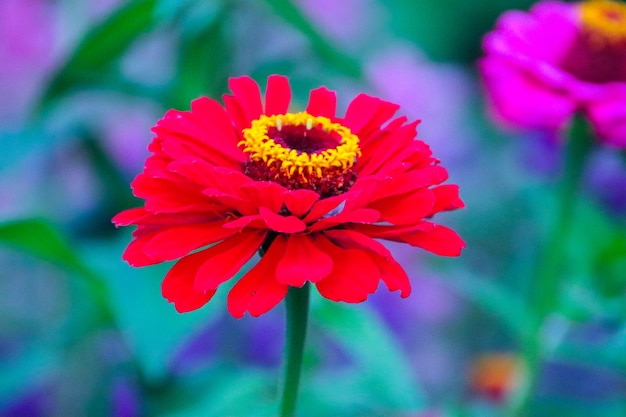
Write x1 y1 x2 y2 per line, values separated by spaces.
480 0 626 147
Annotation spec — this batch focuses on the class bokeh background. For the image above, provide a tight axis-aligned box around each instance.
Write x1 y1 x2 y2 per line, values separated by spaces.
1 0 626 416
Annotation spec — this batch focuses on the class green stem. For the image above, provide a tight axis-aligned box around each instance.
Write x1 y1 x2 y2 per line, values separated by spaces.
279 283 311 417
510 115 594 416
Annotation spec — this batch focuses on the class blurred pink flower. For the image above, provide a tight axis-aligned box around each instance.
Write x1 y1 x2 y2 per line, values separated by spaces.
480 0 626 147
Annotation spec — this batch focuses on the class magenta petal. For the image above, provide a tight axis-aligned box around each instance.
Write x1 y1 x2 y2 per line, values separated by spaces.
275 234 333 286
193 231 267 291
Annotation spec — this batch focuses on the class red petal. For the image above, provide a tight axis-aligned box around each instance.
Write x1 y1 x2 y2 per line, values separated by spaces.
190 97 239 143
265 75 291 116
343 94 399 137
122 234 158 267
112 208 150 227
223 215 266 230
306 86 337 118
308 208 380 232
227 238 289 318
239 182 287 213
283 189 320 217
228 76 263 123
351 222 434 241
162 253 216 313
402 223 466 256
374 254 411 297
168 159 252 190
431 185 465 214
275 234 333 286
315 237 380 303
357 121 419 176
259 207 306 233
223 95 250 130
369 188 436 225
193 231 267 291
322 229 410 297
142 221 239 263
323 229 390 258
302 194 348 223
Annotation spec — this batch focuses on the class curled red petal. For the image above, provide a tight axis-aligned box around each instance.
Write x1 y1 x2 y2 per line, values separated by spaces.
275 234 333 286
162 252 217 313
259 207 306 233
401 223 466 256
227 237 289 318
431 184 465 215
112 208 150 227
314 236 380 303
375 254 411 297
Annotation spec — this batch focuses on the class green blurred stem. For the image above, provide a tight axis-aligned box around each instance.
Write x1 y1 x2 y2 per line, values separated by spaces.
511 115 593 416
279 283 310 417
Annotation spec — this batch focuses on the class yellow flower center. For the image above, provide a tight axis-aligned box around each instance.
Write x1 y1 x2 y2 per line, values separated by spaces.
580 0 626 47
239 112 361 196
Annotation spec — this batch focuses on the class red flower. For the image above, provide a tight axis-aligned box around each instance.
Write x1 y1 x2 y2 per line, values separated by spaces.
113 75 465 318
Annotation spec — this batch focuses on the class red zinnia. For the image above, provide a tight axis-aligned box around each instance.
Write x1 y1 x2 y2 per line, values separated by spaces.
113 75 465 318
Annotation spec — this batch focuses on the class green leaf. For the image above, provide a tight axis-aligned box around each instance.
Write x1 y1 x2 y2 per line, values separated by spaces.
259 0 361 78
40 0 159 107
0 218 110 316
168 5 229 109
307 298 424 414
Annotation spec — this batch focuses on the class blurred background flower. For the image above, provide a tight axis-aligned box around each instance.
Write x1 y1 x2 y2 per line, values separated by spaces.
1 0 625 416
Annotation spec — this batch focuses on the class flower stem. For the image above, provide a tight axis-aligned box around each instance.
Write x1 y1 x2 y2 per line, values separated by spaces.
279 283 310 417
510 115 593 416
